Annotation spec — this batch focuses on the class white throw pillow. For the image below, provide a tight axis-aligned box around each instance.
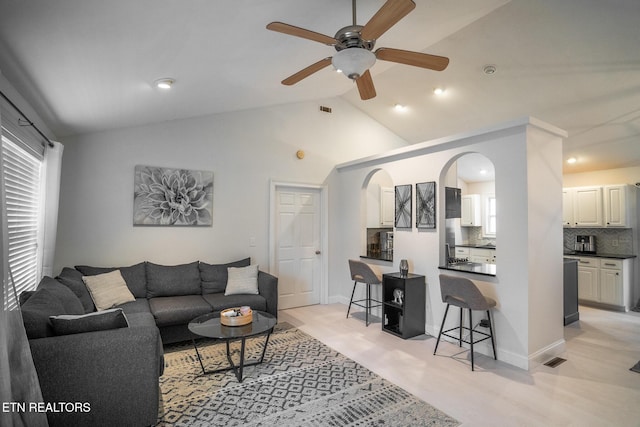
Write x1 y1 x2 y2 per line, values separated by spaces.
225 264 259 295
82 270 135 311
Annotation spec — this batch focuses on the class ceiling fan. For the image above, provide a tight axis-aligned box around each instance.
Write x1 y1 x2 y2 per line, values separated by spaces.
266 0 449 100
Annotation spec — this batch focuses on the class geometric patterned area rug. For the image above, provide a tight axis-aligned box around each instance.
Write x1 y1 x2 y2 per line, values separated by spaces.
157 324 460 426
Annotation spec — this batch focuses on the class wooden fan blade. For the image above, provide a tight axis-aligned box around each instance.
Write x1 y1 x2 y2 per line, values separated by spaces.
356 70 377 100
360 0 416 41
282 57 333 86
267 22 336 46
376 47 449 71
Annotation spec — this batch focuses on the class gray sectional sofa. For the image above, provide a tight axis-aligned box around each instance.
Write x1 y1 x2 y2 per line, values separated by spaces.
20 258 278 427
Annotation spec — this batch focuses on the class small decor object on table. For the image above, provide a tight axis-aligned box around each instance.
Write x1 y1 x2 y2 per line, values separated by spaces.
399 259 409 277
220 306 253 326
393 288 404 305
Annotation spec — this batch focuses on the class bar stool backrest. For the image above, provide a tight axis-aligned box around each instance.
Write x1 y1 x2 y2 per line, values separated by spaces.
348 260 381 285
439 274 491 310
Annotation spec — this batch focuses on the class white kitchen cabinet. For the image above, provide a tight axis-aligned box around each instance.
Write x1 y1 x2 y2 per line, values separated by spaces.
572 256 632 311
470 248 496 264
576 258 599 302
454 247 470 258
380 187 395 227
573 186 603 227
461 194 481 226
563 184 633 228
603 185 629 227
562 188 574 227
599 259 624 306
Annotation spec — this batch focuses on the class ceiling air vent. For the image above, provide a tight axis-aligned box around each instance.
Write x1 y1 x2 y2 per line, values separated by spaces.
319 106 332 113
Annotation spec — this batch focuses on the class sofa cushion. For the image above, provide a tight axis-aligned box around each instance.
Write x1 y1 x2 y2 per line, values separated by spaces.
82 270 136 311
56 267 95 313
21 288 66 339
225 264 259 295
146 261 201 298
76 262 147 298
49 308 129 336
125 311 157 328
37 276 85 315
116 298 151 316
202 293 267 313
199 258 251 294
149 295 212 327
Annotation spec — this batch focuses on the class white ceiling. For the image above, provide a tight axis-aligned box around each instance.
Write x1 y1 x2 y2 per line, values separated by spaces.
1 0 639 175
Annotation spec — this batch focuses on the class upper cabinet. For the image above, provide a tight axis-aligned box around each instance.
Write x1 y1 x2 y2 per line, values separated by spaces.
380 186 395 227
573 186 603 227
461 194 481 226
563 185 631 228
603 185 629 227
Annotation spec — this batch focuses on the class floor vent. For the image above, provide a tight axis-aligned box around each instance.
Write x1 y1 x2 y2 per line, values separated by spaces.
544 357 567 368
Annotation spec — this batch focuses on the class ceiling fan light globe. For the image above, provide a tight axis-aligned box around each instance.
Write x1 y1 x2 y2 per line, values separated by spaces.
332 48 376 81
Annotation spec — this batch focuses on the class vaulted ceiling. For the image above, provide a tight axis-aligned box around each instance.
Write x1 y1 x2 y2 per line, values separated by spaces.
1 0 639 174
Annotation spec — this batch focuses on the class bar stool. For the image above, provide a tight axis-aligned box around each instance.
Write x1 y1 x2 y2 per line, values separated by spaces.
347 259 383 326
433 274 497 371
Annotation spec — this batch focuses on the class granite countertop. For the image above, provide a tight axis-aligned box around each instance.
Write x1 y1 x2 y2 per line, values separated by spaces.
455 244 496 249
563 251 636 260
438 262 497 277
361 251 393 262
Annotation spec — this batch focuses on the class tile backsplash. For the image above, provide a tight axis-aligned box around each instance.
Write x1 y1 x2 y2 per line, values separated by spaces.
563 228 634 255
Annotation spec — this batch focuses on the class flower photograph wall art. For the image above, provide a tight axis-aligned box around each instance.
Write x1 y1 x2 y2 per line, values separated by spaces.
133 165 213 226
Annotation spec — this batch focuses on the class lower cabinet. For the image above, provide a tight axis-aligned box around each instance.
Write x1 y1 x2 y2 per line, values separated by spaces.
573 256 632 311
382 273 425 339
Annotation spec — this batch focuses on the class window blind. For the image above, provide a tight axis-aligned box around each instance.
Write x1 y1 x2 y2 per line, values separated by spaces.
2 133 43 310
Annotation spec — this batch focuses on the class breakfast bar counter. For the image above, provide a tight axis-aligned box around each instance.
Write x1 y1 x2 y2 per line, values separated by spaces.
438 262 496 277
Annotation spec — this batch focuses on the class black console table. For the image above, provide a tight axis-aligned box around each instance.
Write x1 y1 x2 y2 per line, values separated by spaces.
382 272 425 339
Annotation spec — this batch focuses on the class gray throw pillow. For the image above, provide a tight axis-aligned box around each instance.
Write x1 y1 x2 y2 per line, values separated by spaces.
75 262 147 298
50 308 129 336
56 267 95 313
146 261 201 298
37 276 84 315
199 258 251 294
21 288 66 339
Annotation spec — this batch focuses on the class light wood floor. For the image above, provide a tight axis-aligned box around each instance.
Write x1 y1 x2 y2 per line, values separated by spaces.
279 303 640 427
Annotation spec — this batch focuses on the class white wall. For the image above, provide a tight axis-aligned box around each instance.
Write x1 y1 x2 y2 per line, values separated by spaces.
328 118 566 370
53 98 408 273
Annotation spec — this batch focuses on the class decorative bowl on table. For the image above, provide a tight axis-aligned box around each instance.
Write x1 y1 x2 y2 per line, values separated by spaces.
220 307 253 326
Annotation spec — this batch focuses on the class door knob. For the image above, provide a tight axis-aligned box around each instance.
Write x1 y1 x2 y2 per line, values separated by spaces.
315 250 321 255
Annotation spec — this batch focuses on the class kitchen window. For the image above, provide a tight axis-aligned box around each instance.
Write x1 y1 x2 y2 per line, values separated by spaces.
484 194 496 237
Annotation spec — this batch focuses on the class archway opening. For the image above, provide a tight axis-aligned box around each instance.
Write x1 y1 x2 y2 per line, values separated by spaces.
362 169 394 261
440 153 496 270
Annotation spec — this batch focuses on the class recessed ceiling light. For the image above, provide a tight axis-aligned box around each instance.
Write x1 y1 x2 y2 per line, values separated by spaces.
479 169 487 175
567 157 577 164
433 87 445 95
483 64 497 75
154 78 175 89
394 104 407 112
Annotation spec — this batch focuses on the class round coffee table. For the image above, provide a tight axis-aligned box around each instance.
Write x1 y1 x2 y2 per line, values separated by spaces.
188 310 276 382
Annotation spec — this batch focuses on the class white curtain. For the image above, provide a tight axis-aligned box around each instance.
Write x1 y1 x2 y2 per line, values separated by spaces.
40 140 63 278
0 138 48 426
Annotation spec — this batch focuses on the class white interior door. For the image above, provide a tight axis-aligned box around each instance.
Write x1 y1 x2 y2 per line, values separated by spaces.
274 186 322 309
